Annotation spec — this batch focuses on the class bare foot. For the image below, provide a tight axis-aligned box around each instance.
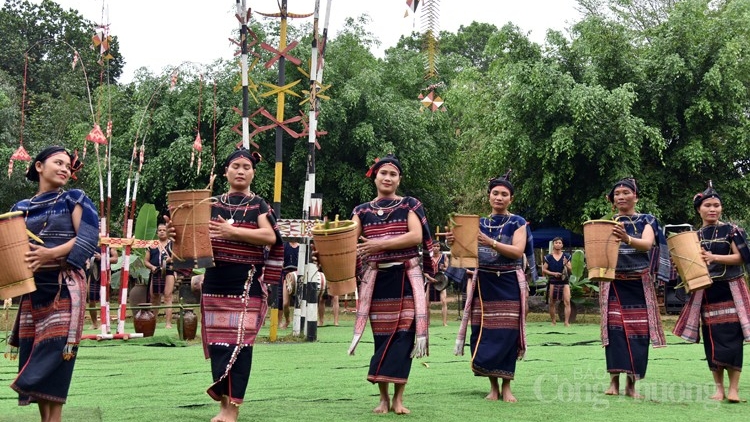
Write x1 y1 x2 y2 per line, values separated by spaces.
211 397 239 422
564 322 570 327
391 403 411 414
485 391 499 401
278 322 288 329
165 324 172 329
710 390 725 401
501 383 517 402
89 325 98 330
625 387 643 399
551 321 556 326
373 399 390 414
605 380 619 396
727 391 741 403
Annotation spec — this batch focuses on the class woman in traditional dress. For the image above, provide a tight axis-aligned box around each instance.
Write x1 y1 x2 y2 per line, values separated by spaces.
144 223 175 328
168 148 283 422
451 171 535 402
673 182 750 403
8 146 99 422
348 154 435 415
602 177 669 398
543 237 572 326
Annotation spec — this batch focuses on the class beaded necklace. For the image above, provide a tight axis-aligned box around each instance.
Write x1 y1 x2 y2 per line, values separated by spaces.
221 192 255 225
370 197 403 218
25 189 64 237
481 213 511 231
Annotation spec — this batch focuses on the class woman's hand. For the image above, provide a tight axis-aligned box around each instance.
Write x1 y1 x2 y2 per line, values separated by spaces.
25 244 55 272
357 236 384 258
701 250 716 265
445 231 454 246
163 215 176 241
612 223 630 243
209 215 237 240
478 232 494 247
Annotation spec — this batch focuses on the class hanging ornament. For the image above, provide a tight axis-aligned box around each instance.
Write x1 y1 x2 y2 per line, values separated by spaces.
169 70 179 91
86 124 108 144
7 145 31 178
191 133 203 168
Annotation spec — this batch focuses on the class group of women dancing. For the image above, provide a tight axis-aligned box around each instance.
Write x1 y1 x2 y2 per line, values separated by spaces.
7 146 750 422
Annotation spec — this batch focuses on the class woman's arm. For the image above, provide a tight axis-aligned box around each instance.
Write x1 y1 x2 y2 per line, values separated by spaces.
357 211 422 257
24 204 83 271
481 224 526 260
702 239 744 266
210 213 277 246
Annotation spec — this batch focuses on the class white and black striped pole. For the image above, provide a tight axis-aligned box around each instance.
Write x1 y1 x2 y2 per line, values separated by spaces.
236 0 250 149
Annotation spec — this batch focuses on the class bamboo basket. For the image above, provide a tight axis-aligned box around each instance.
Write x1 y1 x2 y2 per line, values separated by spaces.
449 214 479 268
0 211 36 299
168 190 215 270
312 219 358 296
667 231 712 293
583 220 620 282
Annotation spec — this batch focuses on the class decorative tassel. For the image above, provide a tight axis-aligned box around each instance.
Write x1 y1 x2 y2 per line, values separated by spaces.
4 345 18 361
453 339 465 356
62 343 76 360
348 334 362 356
410 336 428 358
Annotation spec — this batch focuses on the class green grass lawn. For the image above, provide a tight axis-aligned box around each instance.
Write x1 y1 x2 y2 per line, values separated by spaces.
0 305 748 422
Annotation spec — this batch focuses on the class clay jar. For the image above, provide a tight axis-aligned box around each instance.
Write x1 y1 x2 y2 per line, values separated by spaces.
134 303 156 337
180 309 198 340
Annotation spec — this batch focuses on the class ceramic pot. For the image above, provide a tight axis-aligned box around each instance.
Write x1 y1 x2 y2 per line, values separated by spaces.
179 309 198 340
134 304 156 337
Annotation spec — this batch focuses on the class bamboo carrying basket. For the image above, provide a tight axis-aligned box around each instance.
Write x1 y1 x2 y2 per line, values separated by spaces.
667 231 712 293
449 214 479 268
168 190 215 270
0 211 36 300
583 220 620 282
311 219 358 296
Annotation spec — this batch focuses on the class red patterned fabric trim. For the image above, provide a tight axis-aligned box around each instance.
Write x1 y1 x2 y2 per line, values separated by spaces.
606 300 650 337
600 270 665 347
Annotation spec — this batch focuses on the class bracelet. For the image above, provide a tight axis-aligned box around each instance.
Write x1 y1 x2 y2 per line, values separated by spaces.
626 235 632 245
492 240 497 249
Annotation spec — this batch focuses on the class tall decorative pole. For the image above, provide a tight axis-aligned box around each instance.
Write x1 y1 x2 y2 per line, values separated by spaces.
293 0 331 341
256 0 311 341
236 0 251 149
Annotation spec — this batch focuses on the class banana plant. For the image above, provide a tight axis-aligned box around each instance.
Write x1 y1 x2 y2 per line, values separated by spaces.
568 249 599 299
110 203 158 288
